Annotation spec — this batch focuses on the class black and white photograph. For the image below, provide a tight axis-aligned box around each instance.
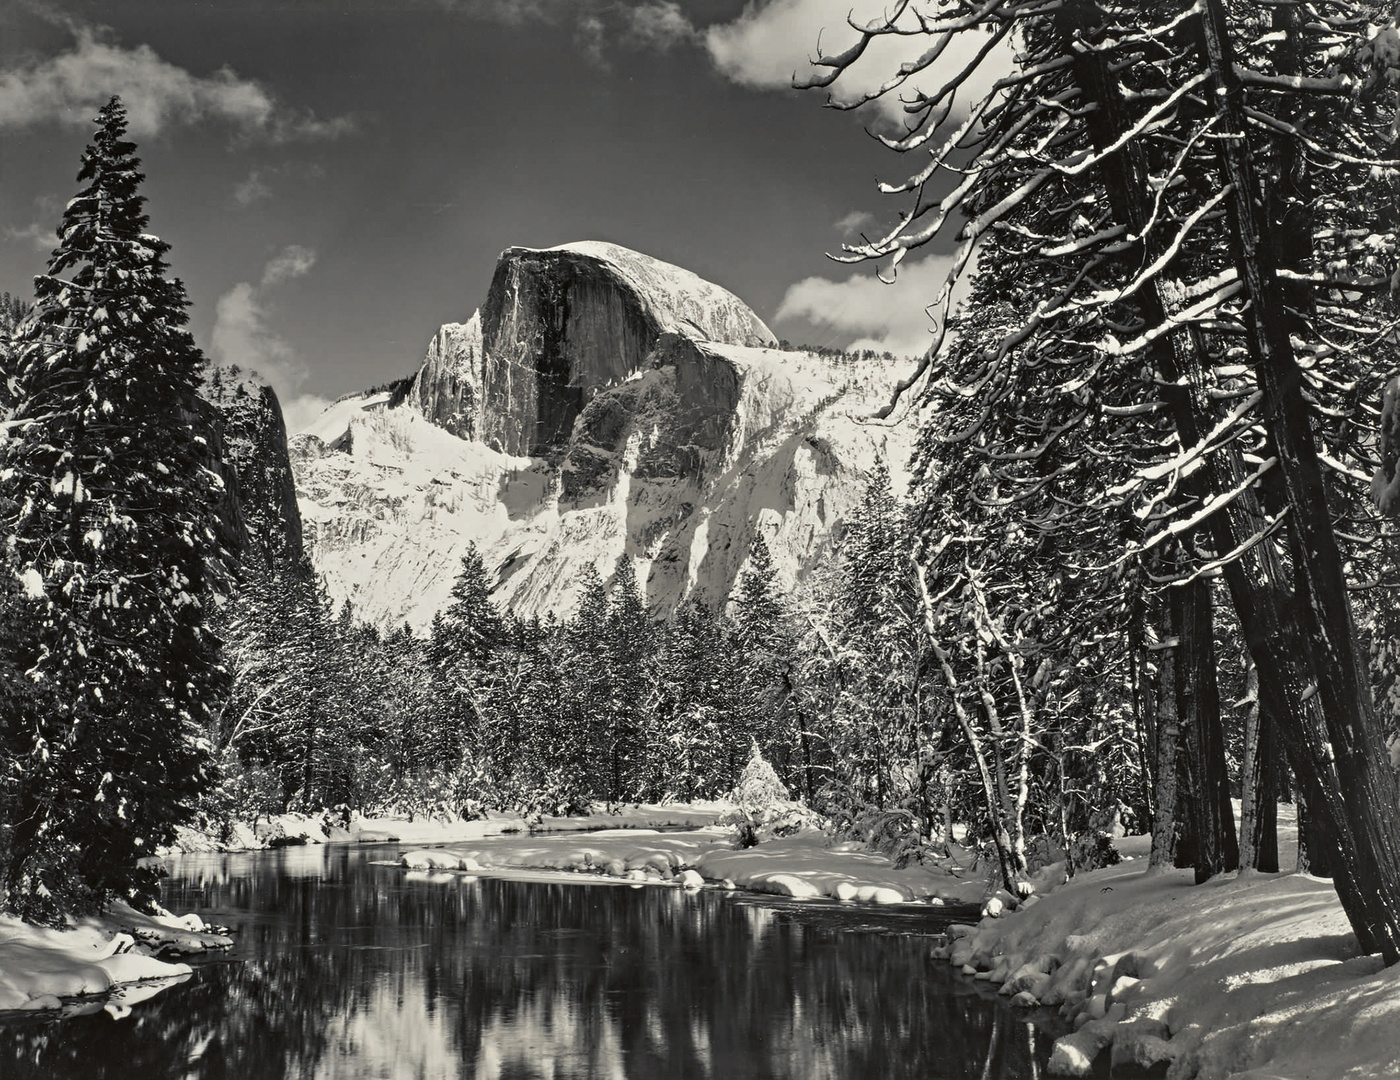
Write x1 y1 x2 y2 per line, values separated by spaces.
2 1 1400 1076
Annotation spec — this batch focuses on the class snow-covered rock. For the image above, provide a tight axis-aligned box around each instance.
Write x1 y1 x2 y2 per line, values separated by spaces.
1047 1017 1119 1077
291 242 916 628
411 315 483 441
0 905 229 1013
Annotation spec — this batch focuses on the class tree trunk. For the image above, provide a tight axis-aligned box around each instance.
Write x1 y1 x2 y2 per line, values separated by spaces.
1296 788 1336 878
1239 658 1280 872
914 559 1023 890
1147 634 1180 873
1054 738 1076 878
1175 578 1239 883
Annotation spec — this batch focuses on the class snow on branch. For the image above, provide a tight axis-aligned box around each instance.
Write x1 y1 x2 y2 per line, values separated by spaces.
1107 390 1262 498
1244 107 1400 167
1098 279 1243 357
1071 185 1234 312
1236 64 1355 95
1147 510 1289 587
1137 456 1278 553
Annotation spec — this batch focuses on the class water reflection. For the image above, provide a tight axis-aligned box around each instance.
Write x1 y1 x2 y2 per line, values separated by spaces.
1 844 1054 1079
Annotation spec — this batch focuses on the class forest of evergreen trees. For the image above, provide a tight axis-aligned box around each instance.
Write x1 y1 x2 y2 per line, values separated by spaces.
3 0 1400 974
205 460 1153 883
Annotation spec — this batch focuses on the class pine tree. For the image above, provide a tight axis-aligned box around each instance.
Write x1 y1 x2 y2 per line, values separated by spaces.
428 545 506 770
654 602 738 799
729 534 794 782
0 292 30 412
431 545 504 670
604 557 656 802
0 98 227 919
562 565 613 799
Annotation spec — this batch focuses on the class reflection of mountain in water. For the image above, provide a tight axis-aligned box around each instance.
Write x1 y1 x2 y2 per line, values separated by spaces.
1 845 1056 1079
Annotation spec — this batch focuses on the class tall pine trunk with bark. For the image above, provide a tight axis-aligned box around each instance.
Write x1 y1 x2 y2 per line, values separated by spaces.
1174 579 1238 882
1239 659 1279 873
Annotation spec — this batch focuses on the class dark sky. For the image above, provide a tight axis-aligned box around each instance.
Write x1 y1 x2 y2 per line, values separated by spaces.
1 0 979 428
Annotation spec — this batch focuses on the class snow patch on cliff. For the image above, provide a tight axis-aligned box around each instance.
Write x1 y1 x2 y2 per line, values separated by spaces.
293 406 545 630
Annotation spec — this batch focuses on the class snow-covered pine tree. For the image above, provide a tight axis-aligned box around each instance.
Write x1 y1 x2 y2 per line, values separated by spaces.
432 544 505 671
729 534 795 783
0 98 228 919
0 293 30 413
604 557 656 802
562 565 613 799
654 602 737 799
428 544 506 770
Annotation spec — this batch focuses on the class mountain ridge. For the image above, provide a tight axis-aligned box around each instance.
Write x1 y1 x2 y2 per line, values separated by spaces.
289 242 915 630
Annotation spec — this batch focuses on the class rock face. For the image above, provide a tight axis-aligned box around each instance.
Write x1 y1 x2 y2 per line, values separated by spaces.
477 242 777 456
200 373 306 577
291 242 912 630
409 313 482 441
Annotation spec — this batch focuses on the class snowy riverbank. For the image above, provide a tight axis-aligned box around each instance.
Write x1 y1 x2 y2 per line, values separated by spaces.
929 829 1400 1078
160 802 733 853
0 902 231 1016
399 825 993 906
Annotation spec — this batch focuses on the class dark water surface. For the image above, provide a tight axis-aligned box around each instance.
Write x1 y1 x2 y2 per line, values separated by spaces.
2 843 1056 1079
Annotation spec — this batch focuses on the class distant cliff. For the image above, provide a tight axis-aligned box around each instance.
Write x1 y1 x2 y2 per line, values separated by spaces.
200 372 306 579
409 314 482 442
290 242 912 630
477 242 777 456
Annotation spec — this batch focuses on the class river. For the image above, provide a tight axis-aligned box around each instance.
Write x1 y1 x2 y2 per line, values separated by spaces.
1 841 1057 1078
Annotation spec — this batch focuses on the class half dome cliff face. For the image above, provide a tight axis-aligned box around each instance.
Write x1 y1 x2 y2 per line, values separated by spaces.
478 242 777 457
290 241 911 629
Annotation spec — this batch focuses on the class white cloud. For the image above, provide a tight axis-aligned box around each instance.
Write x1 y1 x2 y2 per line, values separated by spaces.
704 0 1012 126
260 245 317 288
0 25 356 141
624 3 696 49
4 221 56 253
233 170 272 206
834 210 875 237
576 13 609 68
210 246 326 432
279 393 333 435
775 252 974 359
444 0 695 63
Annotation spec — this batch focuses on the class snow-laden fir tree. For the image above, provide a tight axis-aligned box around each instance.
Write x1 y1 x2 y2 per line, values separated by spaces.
0 98 228 920
603 557 656 802
729 533 795 780
428 544 506 771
